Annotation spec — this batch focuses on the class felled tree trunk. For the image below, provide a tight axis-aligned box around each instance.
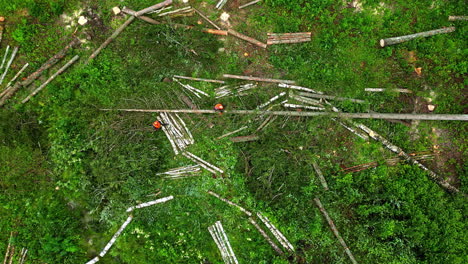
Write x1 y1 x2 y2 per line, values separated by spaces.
227 29 267 49
223 74 295 84
380 27 455 47
230 135 259 142
448 16 468 21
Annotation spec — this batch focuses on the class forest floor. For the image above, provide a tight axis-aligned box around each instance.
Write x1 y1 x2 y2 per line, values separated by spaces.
0 0 467 263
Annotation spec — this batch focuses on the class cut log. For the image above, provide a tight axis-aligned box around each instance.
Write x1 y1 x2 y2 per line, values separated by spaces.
314 198 358 264
0 39 81 106
380 27 455 47
2 232 12 264
215 221 239 264
22 55 80 103
256 115 277 131
133 0 173 17
279 83 323 94
283 103 325 111
364 88 412 93
239 0 262 9
312 161 329 190
158 6 192 17
216 0 229 9
356 123 462 194
126 196 173 212
298 92 365 104
6 246 13 264
0 46 18 84
193 8 221 29
223 74 295 84
230 134 259 142
208 226 230 263
86 16 135 63
99 215 133 257
207 191 252 216
227 29 267 49
257 92 286 109
174 75 225 84
0 45 9 71
184 151 224 173
0 63 29 99
85 257 100 264
101 108 468 121
289 94 323 106
217 126 249 139
248 217 284 255
257 212 294 252
448 16 468 21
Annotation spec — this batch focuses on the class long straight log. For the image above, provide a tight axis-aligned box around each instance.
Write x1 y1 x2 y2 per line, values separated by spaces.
208 191 252 216
0 38 81 106
0 46 10 71
0 46 18 84
6 247 13 264
126 196 173 212
193 8 221 30
230 135 259 142
258 92 286 109
356 123 462 194
101 108 468 121
257 212 294 252
279 83 323 94
223 74 295 84
239 0 262 9
215 221 238 264
22 55 80 103
314 198 358 264
208 225 230 263
217 126 249 139
267 39 311 45
85 257 100 264
283 103 325 111
0 63 29 98
380 27 455 47
86 16 135 63
248 217 284 255
365 88 412 93
184 151 224 173
174 75 225 84
268 32 311 37
448 16 468 21
298 92 365 104
312 161 329 190
99 216 133 257
227 29 267 49
182 152 216 174
133 0 173 17
2 232 12 264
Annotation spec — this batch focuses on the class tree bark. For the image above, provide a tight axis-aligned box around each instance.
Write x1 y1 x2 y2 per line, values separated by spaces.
22 55 80 103
380 27 455 47
314 198 358 264
230 135 259 142
223 74 295 84
227 29 268 49
0 38 80 107
101 108 468 121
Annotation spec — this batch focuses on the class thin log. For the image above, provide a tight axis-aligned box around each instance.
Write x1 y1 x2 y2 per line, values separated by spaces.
0 38 81 106
230 134 259 142
267 39 311 45
0 46 18 84
99 216 133 257
227 29 267 49
159 114 180 155
85 257 100 264
101 108 468 121
268 32 311 37
158 6 192 17
184 151 224 173
248 217 284 255
279 83 323 94
173 78 209 97
0 63 29 98
175 113 194 143
208 226 230 263
283 103 325 111
312 161 329 190
380 27 455 47
356 123 462 194
203 29 228 35
239 0 262 9
333 118 369 141
314 198 358 264
0 25 3 45
19 248 27 264
86 16 135 63
215 221 239 264
448 16 468 21
256 115 277 131
0 46 10 71
133 0 173 17
174 75 225 84
126 196 173 212
257 92 286 109
257 212 294 252
208 191 252 216
216 0 229 9
223 74 294 84
2 232 12 264
22 55 80 103
364 88 412 93
298 92 365 104
193 8 221 30
7 247 13 264
217 126 249 139
289 94 323 106
182 152 216 174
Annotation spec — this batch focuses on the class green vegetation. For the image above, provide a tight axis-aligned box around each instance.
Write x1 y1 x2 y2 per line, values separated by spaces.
0 0 466 263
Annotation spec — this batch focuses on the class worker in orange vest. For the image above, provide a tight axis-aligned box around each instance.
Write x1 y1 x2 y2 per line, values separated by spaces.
152 120 167 130
214 103 224 113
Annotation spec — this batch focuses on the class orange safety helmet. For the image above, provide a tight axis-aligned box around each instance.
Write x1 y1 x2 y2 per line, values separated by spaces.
214 103 224 111
152 120 162 130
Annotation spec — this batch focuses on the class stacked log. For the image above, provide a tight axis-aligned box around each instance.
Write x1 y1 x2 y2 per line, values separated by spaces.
267 32 311 45
159 112 194 155
208 221 239 264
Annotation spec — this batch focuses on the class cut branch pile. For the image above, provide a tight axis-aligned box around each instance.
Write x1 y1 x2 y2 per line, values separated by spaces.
208 221 239 264
267 32 311 45
215 83 257 98
182 151 224 174
173 77 209 98
314 198 358 264
159 112 194 155
156 165 201 179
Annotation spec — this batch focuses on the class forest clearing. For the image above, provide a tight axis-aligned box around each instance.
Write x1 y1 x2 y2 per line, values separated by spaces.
0 0 467 263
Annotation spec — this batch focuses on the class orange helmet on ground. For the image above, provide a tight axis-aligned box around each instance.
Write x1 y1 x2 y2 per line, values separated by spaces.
153 120 162 130
214 103 224 111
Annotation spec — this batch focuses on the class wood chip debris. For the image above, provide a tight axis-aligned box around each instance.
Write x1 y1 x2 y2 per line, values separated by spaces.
208 221 239 264
156 165 201 179
267 32 311 45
